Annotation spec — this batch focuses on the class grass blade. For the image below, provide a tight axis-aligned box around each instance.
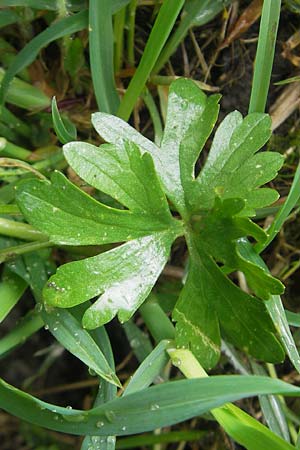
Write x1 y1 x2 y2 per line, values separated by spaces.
0 0 66 9
81 325 117 450
248 0 281 113
286 310 300 327
0 309 43 358
117 0 185 121
124 340 170 396
51 97 77 144
122 319 153 362
0 9 19 29
256 162 300 253
0 11 88 106
153 0 231 75
42 307 121 387
251 361 290 441
168 349 293 450
116 430 206 449
237 238 300 373
0 68 50 110
2 374 300 436
0 269 27 323
89 0 120 114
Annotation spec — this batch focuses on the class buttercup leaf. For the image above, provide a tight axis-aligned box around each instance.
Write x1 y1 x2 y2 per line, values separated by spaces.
173 234 284 366
16 164 176 246
63 140 171 219
43 231 180 329
173 258 220 370
16 78 285 368
192 111 283 214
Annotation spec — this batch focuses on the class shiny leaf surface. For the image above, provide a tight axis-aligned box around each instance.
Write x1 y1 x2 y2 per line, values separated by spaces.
44 231 179 329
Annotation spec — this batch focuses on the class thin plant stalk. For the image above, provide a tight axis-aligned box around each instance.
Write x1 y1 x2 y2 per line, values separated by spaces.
248 0 281 113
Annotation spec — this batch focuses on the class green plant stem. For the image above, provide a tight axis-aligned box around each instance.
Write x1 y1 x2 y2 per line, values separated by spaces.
0 204 21 215
152 0 231 75
0 309 44 358
248 0 281 113
168 348 295 450
0 68 50 110
89 0 120 114
142 89 163 145
127 0 138 67
0 218 47 241
140 296 175 343
114 6 126 74
0 240 52 263
0 138 31 160
117 0 185 120
255 162 300 253
1 107 31 138
33 151 66 173
57 0 68 18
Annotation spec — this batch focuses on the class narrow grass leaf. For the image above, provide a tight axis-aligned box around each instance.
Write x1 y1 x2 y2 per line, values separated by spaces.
42 307 121 387
0 11 88 106
251 361 290 441
0 9 19 29
0 68 50 110
117 0 185 120
116 431 206 449
237 238 300 373
169 349 293 450
89 0 119 113
286 310 300 327
51 97 77 144
0 0 67 9
80 324 117 450
153 0 231 74
0 309 43 358
256 162 300 253
248 0 281 113
2 375 300 436
122 319 153 362
124 340 170 396
0 269 27 323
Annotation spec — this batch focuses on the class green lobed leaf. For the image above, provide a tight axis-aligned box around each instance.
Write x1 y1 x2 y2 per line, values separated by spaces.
198 198 284 300
173 233 285 366
63 140 171 219
192 111 283 215
16 170 178 246
158 78 220 214
173 258 220 370
43 230 178 329
93 78 221 216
